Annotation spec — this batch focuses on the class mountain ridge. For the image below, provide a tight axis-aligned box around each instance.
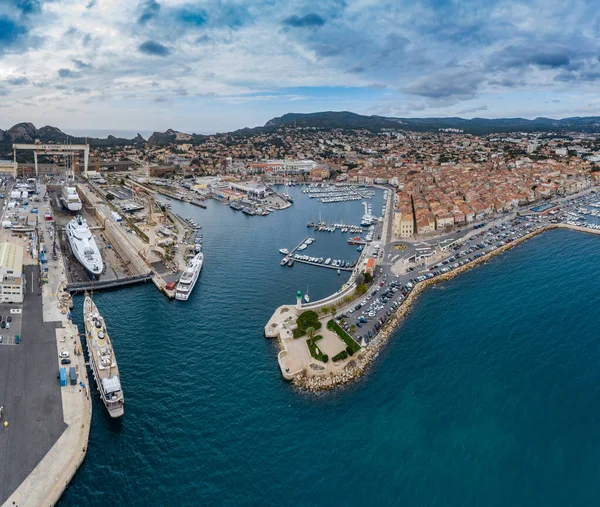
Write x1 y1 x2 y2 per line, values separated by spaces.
3 112 600 148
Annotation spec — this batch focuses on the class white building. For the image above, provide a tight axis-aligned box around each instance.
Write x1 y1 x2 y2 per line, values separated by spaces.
0 242 24 303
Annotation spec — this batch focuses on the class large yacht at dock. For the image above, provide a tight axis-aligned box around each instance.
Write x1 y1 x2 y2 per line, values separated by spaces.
66 215 104 277
176 252 204 300
83 296 124 418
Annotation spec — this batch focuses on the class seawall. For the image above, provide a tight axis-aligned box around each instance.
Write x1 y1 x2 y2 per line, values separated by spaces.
292 223 600 392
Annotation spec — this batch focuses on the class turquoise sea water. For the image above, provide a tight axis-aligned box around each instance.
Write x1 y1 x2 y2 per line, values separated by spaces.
61 189 600 506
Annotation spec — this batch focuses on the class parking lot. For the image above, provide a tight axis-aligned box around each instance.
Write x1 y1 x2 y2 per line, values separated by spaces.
334 212 558 347
0 306 23 346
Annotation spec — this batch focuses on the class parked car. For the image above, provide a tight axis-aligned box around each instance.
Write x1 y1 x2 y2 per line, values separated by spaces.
61 358 71 365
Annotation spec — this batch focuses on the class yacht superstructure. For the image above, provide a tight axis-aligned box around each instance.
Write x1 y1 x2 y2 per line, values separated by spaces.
60 185 83 212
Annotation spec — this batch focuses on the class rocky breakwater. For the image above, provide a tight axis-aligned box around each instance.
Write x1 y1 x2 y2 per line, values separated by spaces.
294 225 559 392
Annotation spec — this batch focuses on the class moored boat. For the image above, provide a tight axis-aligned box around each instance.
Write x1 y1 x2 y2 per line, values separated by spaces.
66 215 104 277
176 252 204 301
83 296 124 418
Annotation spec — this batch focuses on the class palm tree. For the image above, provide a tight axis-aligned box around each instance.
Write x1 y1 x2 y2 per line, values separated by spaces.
305 326 315 342
330 306 336 319
349 324 356 334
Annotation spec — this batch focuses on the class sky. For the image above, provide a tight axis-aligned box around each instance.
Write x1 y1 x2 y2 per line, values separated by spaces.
1 0 600 134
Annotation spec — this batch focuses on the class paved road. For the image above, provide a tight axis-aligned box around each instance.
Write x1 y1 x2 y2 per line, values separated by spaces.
0 265 65 504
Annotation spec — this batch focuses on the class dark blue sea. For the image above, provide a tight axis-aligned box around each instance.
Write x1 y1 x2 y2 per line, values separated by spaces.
61 187 600 506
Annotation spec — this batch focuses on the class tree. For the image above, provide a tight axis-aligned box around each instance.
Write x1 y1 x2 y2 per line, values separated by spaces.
349 324 356 334
356 284 368 296
106 193 115 201
364 272 373 284
305 326 316 342
329 306 336 319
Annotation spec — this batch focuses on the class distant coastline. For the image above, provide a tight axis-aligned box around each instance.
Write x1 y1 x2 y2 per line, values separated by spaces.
63 129 155 140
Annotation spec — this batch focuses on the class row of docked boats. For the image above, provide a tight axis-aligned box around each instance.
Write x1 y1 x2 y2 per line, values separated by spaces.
230 200 272 216
183 216 201 230
301 184 376 203
287 254 356 270
306 221 363 233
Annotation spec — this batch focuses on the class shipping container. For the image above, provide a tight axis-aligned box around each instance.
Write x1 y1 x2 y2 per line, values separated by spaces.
69 367 77 385
59 367 67 386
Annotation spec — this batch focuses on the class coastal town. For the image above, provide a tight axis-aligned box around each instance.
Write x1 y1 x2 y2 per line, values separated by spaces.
0 121 600 505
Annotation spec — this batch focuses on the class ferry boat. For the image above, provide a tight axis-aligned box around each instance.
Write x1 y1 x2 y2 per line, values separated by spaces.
60 185 83 212
83 296 124 418
66 215 103 277
175 252 204 301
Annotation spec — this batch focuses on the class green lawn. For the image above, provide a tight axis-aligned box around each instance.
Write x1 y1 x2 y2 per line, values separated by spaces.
327 320 361 353
306 335 328 362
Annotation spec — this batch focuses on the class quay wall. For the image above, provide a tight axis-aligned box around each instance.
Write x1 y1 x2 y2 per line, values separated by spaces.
292 223 598 392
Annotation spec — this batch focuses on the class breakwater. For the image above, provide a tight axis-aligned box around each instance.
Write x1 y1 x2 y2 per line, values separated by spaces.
293 223 600 392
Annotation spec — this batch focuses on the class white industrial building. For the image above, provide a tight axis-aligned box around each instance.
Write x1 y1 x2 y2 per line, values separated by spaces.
0 242 24 303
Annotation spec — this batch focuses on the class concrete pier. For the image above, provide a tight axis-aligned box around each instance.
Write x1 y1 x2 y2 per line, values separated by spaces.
1 183 91 506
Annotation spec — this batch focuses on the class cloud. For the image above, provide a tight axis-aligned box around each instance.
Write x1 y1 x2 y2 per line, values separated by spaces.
3 0 600 131
283 13 326 28
138 0 161 25
0 17 25 44
138 40 170 56
6 77 29 85
457 105 488 114
72 59 92 69
404 67 483 101
58 68 82 78
172 6 207 27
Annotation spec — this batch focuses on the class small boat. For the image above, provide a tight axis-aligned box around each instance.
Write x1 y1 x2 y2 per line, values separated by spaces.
304 285 310 304
279 248 289 255
357 245 364 252
325 258 331 265
287 258 294 267
281 257 289 266
337 269 341 275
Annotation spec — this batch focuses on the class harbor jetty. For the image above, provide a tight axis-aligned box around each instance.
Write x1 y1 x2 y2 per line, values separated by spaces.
268 222 600 392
